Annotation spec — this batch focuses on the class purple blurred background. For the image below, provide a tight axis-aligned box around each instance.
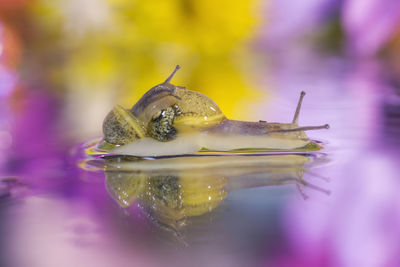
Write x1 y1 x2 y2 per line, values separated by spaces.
1 0 400 267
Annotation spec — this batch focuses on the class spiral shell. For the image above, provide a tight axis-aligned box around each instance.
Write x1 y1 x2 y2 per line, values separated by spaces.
102 66 226 145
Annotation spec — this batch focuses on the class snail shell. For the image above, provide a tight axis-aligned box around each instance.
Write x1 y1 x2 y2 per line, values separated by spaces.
102 105 146 145
102 65 225 145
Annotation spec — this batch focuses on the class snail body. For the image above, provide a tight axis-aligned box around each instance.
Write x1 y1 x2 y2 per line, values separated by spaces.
102 66 329 156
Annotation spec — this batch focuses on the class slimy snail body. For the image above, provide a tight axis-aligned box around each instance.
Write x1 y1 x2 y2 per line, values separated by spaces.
101 66 329 157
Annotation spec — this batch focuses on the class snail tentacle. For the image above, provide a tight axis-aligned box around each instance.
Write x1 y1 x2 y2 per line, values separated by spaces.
267 124 330 133
292 91 306 124
164 65 181 84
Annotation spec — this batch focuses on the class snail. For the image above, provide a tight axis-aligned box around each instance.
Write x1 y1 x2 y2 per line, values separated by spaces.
101 66 329 157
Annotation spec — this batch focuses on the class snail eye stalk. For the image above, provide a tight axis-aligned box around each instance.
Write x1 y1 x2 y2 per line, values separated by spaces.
268 124 330 134
292 91 306 124
164 65 181 84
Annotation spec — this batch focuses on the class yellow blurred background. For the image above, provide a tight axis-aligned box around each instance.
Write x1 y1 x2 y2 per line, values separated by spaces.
4 0 400 142
2 0 266 140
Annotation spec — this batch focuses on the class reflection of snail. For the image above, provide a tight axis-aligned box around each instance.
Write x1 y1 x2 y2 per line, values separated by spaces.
104 154 329 235
101 66 329 157
106 169 228 232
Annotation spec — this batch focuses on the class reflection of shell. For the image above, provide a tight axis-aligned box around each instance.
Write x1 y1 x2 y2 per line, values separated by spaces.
105 171 146 207
178 176 227 217
100 153 329 234
144 175 181 210
105 166 229 224
140 175 228 221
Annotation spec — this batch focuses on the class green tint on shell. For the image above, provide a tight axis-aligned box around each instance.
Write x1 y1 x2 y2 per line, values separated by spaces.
173 90 226 126
105 168 228 223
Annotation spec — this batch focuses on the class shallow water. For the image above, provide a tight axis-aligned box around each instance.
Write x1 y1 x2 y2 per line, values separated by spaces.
1 59 400 267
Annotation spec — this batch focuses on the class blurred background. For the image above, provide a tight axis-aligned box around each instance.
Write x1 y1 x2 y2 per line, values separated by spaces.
1 0 400 267
1 0 400 142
